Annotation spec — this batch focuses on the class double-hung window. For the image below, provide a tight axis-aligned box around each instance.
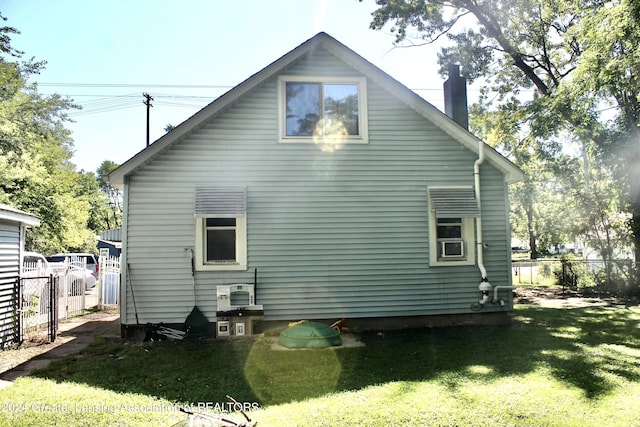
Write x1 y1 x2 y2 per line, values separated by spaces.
428 187 479 266
203 218 238 263
194 186 247 271
437 217 465 258
278 76 368 146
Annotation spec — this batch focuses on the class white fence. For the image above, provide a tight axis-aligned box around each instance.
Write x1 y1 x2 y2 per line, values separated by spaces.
22 257 88 326
21 257 91 338
19 270 52 334
99 255 121 309
20 255 120 337
50 257 89 319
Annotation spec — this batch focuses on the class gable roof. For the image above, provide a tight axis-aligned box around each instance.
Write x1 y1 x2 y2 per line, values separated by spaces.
107 32 523 188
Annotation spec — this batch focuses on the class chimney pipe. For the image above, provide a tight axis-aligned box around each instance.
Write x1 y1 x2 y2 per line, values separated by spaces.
444 64 468 130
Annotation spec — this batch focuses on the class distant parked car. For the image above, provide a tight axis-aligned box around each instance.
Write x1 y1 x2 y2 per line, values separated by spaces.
23 251 52 276
46 253 99 275
73 268 97 290
21 252 53 307
46 253 98 290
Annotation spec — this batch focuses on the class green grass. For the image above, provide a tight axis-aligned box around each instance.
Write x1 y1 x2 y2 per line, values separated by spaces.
513 272 558 286
2 304 640 426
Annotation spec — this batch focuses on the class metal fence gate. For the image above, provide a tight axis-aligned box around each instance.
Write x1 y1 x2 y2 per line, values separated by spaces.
49 257 89 319
15 256 90 345
2 255 120 349
99 255 120 309
19 275 59 344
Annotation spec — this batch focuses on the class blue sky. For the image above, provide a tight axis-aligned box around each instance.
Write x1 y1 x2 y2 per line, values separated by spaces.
3 0 455 173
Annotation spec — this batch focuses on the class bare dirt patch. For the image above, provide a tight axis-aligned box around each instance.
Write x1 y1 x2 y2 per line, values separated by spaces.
0 312 119 383
514 286 637 308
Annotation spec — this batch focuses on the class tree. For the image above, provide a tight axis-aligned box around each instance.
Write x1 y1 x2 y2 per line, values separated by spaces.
470 98 582 258
1 14 112 254
366 0 640 265
96 160 122 230
568 1 640 265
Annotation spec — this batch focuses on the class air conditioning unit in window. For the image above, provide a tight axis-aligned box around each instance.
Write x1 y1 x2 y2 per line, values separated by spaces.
441 240 464 257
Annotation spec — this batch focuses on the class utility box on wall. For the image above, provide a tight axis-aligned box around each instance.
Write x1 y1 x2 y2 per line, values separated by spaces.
216 315 261 338
216 284 264 339
217 320 230 337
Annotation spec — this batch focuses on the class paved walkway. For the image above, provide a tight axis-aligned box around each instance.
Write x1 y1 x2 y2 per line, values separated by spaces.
0 312 120 388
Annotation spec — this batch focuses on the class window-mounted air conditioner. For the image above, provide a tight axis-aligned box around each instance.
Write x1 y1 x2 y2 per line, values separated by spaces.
441 240 464 257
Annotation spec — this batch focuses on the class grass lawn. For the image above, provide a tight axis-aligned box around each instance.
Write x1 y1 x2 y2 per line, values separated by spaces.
2 303 640 426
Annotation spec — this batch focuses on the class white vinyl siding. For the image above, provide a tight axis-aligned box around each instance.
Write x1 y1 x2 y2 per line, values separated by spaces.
0 221 20 284
121 48 513 324
0 220 22 347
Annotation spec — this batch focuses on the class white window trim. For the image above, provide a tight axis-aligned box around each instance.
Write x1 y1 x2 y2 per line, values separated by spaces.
195 216 247 271
428 187 476 267
278 75 369 144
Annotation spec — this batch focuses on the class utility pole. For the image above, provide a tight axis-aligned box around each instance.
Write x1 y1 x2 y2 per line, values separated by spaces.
143 93 154 147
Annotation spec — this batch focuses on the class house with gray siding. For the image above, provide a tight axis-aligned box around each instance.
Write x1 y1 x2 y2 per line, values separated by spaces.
107 33 523 337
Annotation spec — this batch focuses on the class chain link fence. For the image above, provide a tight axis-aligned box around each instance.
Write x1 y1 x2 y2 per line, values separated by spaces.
513 258 639 295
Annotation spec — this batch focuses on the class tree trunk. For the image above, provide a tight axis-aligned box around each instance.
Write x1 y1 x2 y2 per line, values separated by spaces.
626 130 640 272
631 197 640 267
527 208 538 259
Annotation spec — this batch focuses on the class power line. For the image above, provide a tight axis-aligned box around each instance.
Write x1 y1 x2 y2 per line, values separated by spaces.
37 82 235 89
66 93 141 116
35 82 558 119
56 93 216 116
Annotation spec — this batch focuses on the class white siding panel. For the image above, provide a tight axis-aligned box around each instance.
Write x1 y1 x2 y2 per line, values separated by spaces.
122 51 514 324
0 220 20 344
0 221 20 283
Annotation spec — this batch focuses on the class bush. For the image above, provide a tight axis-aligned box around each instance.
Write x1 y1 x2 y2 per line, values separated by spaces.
554 257 640 296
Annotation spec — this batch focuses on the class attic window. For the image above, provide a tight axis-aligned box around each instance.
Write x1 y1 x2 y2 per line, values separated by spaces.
279 76 368 147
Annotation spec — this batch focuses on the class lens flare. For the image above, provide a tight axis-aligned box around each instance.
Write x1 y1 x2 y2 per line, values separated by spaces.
312 118 348 152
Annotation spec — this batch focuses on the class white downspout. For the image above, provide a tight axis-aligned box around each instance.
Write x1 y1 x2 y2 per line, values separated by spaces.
474 140 516 306
475 140 487 280
475 140 492 305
